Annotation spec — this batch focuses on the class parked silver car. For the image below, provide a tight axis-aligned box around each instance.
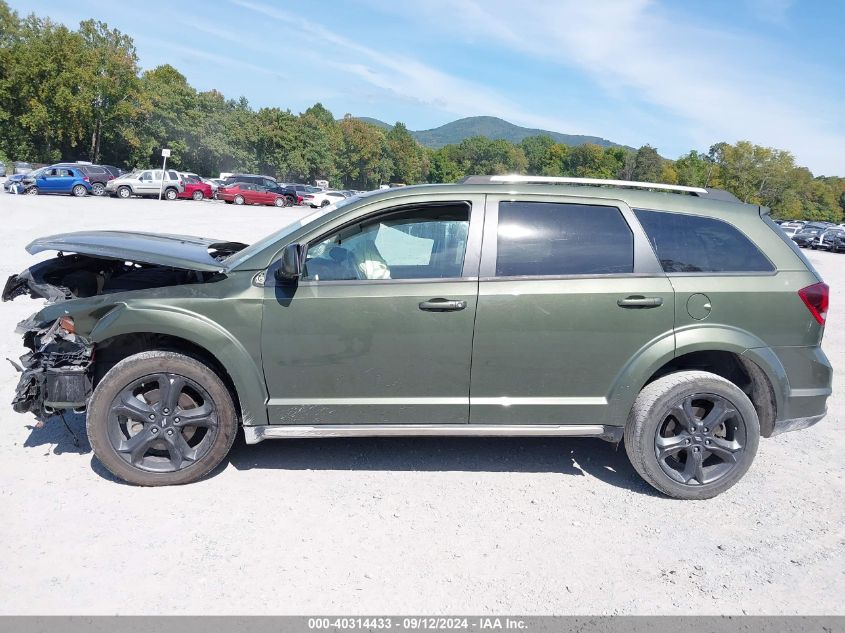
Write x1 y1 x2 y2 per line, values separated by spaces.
106 169 184 200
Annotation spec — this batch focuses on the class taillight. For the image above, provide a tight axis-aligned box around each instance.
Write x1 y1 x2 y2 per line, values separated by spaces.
83 176 89 182
798 282 829 325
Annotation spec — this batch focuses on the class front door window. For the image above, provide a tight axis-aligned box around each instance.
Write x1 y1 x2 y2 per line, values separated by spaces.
303 205 470 281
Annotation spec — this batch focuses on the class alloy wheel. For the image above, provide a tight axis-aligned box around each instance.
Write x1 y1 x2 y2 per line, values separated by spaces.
107 373 219 473
92 182 106 196
654 393 747 486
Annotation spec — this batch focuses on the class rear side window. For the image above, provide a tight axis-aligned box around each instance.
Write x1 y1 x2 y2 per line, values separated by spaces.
635 209 774 273
495 201 634 276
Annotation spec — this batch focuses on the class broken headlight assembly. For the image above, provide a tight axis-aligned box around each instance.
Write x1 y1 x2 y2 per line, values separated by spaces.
9 315 94 416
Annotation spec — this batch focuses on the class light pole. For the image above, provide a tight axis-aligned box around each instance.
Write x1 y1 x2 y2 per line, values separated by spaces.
158 148 171 200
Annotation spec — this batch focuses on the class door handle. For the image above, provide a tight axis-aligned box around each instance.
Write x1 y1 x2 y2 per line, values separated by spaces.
617 296 664 309
419 298 467 312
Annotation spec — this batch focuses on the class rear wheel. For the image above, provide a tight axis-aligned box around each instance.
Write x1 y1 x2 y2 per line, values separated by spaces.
91 182 106 196
234 195 245 205
117 186 132 199
624 371 760 499
72 184 87 197
164 187 178 201
87 351 238 486
192 190 204 201
285 195 295 206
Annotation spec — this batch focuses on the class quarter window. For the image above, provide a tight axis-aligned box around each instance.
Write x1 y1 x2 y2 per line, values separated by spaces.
635 209 774 273
495 202 634 276
303 204 470 281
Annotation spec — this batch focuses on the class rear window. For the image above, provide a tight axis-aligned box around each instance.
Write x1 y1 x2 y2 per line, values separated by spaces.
635 209 774 273
496 201 634 276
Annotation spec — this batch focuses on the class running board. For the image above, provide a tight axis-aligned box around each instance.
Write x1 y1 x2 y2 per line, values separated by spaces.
243 424 623 444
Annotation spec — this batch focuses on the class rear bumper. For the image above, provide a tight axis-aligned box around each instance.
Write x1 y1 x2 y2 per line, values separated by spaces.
770 411 826 437
769 345 832 435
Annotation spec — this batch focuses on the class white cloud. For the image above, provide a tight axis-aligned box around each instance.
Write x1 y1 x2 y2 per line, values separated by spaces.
230 0 580 133
368 0 844 173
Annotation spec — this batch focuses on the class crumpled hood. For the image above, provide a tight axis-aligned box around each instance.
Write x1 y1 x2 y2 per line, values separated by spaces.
26 231 247 272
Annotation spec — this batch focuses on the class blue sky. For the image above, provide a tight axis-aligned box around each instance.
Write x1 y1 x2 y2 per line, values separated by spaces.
11 0 845 174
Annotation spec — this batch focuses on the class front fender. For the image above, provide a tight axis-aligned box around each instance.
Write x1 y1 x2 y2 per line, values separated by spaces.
89 302 268 426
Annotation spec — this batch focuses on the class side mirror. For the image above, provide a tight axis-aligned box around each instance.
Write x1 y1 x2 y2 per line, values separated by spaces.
277 243 303 281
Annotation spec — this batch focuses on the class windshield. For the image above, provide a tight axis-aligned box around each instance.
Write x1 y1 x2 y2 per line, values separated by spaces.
223 192 379 268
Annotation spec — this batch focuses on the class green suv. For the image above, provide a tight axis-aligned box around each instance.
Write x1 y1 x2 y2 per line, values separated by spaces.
3 176 832 498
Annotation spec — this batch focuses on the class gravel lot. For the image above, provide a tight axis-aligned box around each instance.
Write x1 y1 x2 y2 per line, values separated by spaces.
0 192 842 615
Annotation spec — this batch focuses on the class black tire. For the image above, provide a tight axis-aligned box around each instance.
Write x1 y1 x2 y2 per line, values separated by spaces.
192 190 204 201
274 196 285 207
72 184 87 197
87 351 238 486
117 186 132 199
234 195 245 205
91 182 106 196
164 187 178 201
224 199 233 204
26 186 38 195
320 200 330 207
624 371 760 499
285 195 295 206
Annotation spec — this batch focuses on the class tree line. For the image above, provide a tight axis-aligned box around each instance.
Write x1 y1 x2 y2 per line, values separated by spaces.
1 2 842 221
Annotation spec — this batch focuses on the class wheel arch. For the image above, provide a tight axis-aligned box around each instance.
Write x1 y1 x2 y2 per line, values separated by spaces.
608 326 787 438
89 303 268 426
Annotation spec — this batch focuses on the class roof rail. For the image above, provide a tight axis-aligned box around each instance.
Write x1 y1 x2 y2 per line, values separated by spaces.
459 175 741 202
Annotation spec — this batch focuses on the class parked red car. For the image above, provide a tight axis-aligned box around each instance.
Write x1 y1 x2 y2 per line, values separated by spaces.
217 182 287 207
178 174 213 201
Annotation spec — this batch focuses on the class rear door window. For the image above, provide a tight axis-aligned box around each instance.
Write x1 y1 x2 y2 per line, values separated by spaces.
635 209 774 273
495 201 634 276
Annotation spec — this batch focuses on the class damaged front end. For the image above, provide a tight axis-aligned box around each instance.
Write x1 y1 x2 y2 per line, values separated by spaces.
10 315 93 416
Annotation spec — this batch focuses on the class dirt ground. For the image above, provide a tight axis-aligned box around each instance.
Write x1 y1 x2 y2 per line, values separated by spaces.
0 192 842 615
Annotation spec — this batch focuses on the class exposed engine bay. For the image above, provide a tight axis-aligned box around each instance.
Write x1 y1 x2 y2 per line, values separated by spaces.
4 245 243 417
3 253 225 303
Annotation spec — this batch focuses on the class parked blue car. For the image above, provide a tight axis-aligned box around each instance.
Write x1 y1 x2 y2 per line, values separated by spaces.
16 165 92 196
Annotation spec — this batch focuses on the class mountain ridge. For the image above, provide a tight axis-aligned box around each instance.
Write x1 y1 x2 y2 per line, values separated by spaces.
353 115 629 150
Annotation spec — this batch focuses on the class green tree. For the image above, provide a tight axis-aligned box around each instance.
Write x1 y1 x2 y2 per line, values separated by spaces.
77 20 140 163
338 115 392 189
520 135 556 174
631 144 662 182
674 150 714 188
386 122 425 184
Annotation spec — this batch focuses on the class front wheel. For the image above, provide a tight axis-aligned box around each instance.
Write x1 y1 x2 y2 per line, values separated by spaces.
72 184 87 197
624 371 760 499
26 186 38 195
320 200 330 207
86 351 238 486
117 186 132 199
274 196 285 207
192 190 204 201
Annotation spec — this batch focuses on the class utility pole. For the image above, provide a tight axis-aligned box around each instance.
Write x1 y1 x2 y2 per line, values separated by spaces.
158 148 171 200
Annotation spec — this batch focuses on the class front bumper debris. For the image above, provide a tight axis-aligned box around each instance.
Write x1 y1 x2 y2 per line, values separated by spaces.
10 317 93 416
